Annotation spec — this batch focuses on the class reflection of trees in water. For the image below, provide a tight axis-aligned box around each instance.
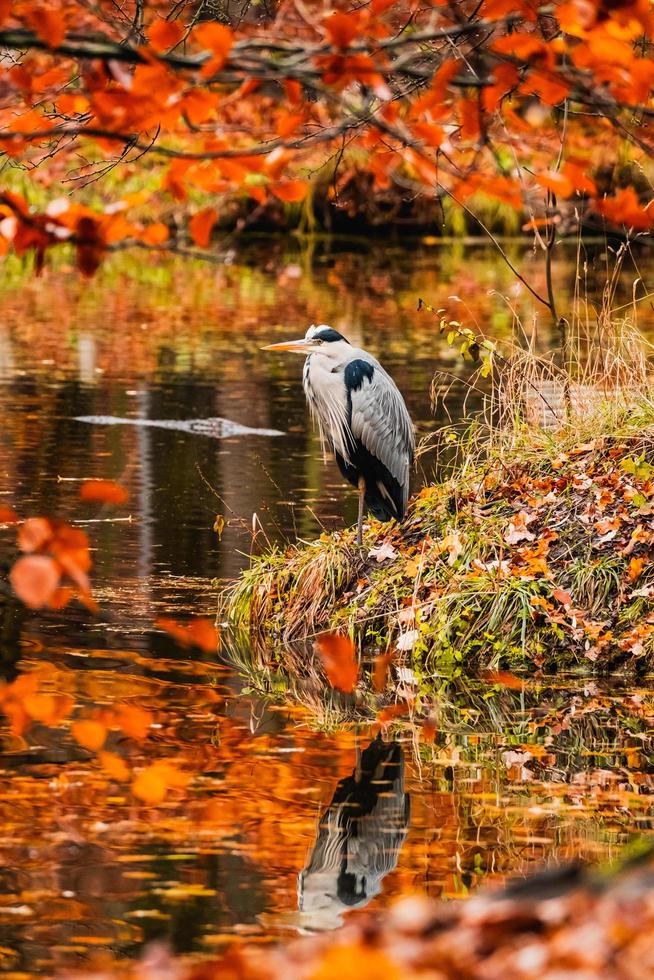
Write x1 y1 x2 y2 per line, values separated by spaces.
299 734 409 931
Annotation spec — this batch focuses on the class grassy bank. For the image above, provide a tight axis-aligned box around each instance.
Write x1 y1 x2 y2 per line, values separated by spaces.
224 395 654 674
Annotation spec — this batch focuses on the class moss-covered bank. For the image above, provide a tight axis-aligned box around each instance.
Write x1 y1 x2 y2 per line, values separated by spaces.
224 406 654 673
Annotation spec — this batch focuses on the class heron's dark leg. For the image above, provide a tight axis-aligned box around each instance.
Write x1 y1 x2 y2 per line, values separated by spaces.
357 477 365 547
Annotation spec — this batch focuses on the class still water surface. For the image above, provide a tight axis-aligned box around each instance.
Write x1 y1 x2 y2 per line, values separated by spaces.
0 239 653 973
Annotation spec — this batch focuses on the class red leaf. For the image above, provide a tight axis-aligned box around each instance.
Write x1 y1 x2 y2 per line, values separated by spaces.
80 480 129 505
315 633 358 693
147 19 184 52
10 555 60 608
324 11 360 48
189 207 217 248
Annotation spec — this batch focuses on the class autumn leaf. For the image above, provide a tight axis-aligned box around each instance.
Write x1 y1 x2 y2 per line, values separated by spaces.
147 19 184 52
270 181 308 203
10 555 60 608
132 761 188 804
25 6 66 48
18 517 52 552
535 170 574 197
140 223 170 245
189 207 217 248
481 670 525 690
629 556 647 581
324 11 360 48
194 23 234 77
98 750 130 782
80 479 129 505
113 704 153 740
71 719 107 752
24 692 73 724
372 650 395 693
596 188 654 231
378 701 410 725
157 617 219 653
315 633 358 693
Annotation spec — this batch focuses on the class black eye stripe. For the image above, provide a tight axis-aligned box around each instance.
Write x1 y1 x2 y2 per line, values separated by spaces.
311 327 349 344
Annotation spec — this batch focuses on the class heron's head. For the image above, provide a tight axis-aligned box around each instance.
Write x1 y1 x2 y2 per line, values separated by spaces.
261 324 351 360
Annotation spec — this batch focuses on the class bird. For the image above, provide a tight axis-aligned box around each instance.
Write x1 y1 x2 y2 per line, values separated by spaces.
262 324 414 546
298 734 410 930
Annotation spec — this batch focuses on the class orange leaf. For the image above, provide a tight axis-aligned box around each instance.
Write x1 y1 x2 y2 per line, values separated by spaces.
132 764 167 804
377 701 409 724
25 6 66 48
71 719 107 752
562 160 597 196
315 633 358 693
132 761 188 804
0 505 18 524
147 19 184 52
189 207 217 248
156 617 219 653
412 121 444 147
276 110 305 139
194 23 234 77
80 479 128 505
98 750 130 782
422 717 437 742
459 97 481 142
520 71 569 106
480 669 525 690
140 222 170 245
181 89 220 125
629 556 647 581
372 650 395 693
113 704 153 740
324 11 360 48
18 517 52 552
270 180 308 203
534 170 573 197
10 555 60 608
596 187 654 231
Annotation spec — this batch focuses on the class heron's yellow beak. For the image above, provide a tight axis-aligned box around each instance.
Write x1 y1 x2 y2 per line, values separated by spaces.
261 339 315 354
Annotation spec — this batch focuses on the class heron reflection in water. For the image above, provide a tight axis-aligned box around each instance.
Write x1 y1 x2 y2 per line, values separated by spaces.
298 734 410 930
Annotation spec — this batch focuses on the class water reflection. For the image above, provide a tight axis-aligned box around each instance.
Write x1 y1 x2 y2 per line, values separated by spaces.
74 414 284 438
1 241 654 973
299 734 409 930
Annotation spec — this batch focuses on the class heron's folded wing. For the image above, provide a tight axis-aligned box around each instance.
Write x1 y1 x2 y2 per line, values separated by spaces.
347 362 415 501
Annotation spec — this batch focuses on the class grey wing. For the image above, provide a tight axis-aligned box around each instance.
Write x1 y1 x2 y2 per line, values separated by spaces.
349 365 415 506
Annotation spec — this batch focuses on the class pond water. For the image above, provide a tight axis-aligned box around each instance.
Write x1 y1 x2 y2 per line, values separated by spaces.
0 238 654 974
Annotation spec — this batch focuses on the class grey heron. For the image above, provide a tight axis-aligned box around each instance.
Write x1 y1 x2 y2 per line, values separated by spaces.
262 325 415 546
298 734 409 930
